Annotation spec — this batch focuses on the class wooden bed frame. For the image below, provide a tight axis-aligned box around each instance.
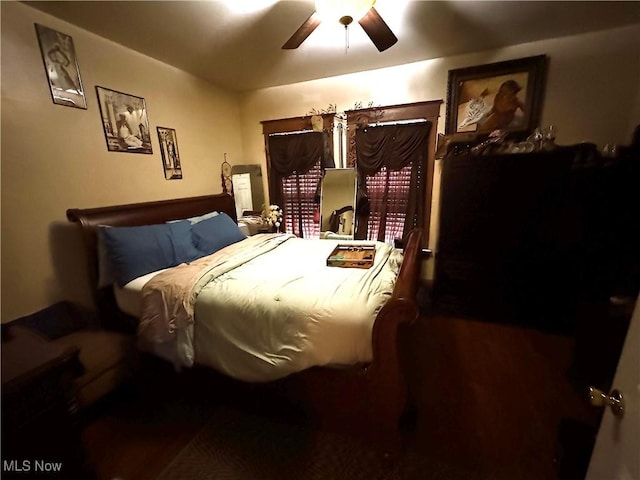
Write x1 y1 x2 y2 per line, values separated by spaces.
67 193 422 451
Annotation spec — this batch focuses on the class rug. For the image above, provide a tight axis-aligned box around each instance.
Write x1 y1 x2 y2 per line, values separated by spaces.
155 406 478 480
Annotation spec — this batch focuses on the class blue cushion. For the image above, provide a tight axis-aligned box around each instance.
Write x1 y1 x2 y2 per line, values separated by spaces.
191 212 246 255
99 220 203 286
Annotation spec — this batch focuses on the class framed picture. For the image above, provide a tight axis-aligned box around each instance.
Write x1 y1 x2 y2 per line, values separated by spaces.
96 86 153 154
157 127 183 179
445 55 548 135
34 23 87 109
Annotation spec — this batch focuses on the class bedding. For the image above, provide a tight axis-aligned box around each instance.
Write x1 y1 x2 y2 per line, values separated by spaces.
98 210 220 288
237 215 264 236
184 210 219 224
191 212 247 255
167 210 219 224
113 269 167 317
137 233 403 382
98 221 202 286
111 214 251 317
99 212 246 288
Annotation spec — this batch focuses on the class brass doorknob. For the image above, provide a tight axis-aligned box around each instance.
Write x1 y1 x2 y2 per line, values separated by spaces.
588 387 625 418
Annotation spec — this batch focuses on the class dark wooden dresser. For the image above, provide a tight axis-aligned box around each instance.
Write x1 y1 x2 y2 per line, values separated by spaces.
434 144 610 333
1 325 93 478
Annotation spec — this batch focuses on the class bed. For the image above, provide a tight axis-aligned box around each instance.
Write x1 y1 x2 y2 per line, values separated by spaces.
67 193 423 448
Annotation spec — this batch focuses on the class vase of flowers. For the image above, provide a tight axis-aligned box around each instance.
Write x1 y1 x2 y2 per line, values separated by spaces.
262 204 283 233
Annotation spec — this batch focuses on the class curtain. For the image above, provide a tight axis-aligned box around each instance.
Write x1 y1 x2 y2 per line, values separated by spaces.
282 162 322 238
267 131 333 238
355 121 431 243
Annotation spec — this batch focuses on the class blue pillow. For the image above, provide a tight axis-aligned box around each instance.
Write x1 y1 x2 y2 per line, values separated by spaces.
191 212 247 255
99 220 203 286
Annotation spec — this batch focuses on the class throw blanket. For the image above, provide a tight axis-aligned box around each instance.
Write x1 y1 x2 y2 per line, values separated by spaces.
138 234 403 381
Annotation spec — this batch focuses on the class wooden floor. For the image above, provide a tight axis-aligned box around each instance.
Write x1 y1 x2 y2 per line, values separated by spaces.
80 311 598 480
405 313 596 480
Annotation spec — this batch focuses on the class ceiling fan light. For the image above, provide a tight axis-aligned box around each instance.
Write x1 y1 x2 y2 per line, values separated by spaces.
339 15 354 26
315 0 375 24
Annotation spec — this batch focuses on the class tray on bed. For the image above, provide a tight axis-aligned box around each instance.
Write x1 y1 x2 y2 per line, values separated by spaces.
327 244 376 269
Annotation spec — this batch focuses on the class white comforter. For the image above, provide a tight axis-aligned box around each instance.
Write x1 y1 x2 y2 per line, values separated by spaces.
137 234 403 382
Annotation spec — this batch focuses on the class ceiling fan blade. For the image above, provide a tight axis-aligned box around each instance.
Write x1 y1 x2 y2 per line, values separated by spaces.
358 6 398 52
282 12 322 49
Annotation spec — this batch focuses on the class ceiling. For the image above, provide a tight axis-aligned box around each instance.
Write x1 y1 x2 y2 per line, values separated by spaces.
25 0 640 92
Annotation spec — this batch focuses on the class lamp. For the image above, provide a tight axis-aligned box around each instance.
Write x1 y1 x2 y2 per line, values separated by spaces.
314 0 376 27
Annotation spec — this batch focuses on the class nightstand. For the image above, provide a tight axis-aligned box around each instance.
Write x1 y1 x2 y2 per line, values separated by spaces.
1 325 94 478
393 237 432 259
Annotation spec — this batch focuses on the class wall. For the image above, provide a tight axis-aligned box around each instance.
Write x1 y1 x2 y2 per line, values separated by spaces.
1 2 244 321
239 24 640 277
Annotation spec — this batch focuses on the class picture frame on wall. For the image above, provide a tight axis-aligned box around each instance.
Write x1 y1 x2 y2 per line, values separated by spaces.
157 126 183 179
34 23 87 109
96 86 153 154
445 55 548 135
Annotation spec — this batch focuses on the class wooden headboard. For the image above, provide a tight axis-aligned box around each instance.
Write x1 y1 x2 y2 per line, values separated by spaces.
66 193 236 331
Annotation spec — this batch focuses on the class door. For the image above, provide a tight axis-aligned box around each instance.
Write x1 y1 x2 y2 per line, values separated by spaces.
585 294 639 480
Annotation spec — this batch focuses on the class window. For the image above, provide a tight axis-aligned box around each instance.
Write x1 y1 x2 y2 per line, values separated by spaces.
364 164 413 244
355 121 431 244
281 162 322 238
346 101 441 246
262 115 337 238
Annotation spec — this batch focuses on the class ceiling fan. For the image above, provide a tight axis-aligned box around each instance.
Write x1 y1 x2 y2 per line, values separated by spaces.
282 0 398 52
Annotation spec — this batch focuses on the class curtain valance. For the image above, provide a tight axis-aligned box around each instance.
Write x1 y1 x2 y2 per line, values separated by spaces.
267 131 332 176
355 122 431 175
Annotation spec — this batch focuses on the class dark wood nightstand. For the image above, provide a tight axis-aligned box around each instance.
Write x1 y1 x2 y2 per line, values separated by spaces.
393 237 432 259
1 325 94 478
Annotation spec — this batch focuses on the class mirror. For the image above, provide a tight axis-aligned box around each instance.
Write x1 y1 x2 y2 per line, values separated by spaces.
320 168 357 240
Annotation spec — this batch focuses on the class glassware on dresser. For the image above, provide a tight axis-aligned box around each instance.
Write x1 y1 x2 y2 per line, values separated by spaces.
542 125 557 151
526 128 544 151
602 143 619 158
526 125 557 151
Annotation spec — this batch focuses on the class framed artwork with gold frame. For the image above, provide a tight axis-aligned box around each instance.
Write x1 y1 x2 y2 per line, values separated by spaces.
445 55 548 135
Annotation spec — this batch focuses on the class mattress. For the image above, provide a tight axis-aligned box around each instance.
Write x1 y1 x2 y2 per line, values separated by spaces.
113 269 166 318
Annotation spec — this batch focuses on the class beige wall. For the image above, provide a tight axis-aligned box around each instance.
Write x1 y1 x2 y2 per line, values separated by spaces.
239 23 640 276
1 2 244 321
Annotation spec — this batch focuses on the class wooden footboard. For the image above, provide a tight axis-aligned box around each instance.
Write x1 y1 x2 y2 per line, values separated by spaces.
287 228 423 451
67 194 422 450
